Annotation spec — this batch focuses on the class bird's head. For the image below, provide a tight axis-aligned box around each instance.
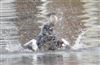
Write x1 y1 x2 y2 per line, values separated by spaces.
46 13 58 24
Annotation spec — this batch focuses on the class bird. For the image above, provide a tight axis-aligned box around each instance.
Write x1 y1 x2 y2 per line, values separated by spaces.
23 13 70 51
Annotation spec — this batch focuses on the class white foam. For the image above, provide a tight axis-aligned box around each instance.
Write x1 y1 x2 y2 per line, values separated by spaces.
24 39 38 51
5 43 22 52
61 38 70 46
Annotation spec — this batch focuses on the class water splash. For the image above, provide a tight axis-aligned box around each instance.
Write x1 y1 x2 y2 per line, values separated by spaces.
5 42 22 52
72 30 88 50
72 0 100 49
23 39 38 51
80 0 100 47
61 38 70 47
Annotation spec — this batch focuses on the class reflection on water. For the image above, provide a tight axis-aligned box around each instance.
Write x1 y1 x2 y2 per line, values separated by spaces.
0 47 100 65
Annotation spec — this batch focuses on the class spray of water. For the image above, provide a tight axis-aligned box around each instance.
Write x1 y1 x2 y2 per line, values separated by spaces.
72 30 88 50
80 0 100 47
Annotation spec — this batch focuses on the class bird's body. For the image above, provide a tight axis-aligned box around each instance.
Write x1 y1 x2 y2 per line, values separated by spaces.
23 22 65 51
36 22 59 51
